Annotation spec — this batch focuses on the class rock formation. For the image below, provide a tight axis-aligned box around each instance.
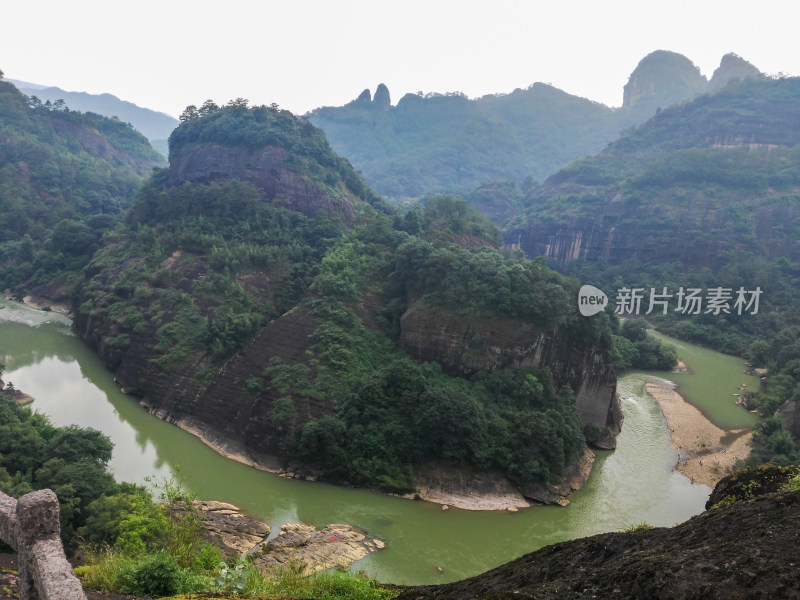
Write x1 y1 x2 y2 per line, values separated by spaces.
399 299 620 449
167 143 356 222
708 53 763 93
622 50 708 118
373 83 391 110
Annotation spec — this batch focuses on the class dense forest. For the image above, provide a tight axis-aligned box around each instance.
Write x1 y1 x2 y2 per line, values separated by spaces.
0 77 165 296
2 55 799 598
307 52 764 203
307 83 626 200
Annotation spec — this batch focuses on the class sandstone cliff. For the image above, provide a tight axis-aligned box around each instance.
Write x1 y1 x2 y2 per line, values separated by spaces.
505 77 800 268
400 299 620 449
167 143 356 222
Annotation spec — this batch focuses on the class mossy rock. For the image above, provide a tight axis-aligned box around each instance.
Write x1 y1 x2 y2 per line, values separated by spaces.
706 464 800 509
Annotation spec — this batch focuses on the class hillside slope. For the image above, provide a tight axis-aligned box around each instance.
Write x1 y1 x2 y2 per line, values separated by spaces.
0 78 166 297
502 75 800 460
505 76 800 269
309 52 764 203
11 79 179 153
73 103 620 502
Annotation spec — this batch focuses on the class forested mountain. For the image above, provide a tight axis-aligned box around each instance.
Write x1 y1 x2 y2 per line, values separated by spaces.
503 75 800 460
0 77 166 298
11 79 179 155
72 102 621 500
308 82 623 200
308 52 764 203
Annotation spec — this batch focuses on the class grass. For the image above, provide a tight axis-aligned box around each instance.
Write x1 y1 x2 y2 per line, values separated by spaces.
77 548 398 600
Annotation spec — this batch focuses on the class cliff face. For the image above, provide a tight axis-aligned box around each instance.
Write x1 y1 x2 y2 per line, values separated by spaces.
168 143 356 221
506 200 800 268
400 299 621 449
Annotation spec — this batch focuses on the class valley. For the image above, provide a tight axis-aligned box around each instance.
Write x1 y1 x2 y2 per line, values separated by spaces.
1 299 740 585
2 45 800 598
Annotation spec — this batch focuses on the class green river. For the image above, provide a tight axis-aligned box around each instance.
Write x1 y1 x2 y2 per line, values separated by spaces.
0 300 759 585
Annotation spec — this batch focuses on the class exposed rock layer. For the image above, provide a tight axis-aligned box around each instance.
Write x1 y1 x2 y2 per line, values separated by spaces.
400 300 621 449
168 143 356 221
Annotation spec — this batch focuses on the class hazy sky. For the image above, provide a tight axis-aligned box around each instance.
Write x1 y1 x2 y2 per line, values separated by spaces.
2 0 797 118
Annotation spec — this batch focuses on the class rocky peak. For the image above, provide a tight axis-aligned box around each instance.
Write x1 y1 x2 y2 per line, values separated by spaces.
708 52 763 93
356 88 372 103
374 83 391 110
622 50 708 117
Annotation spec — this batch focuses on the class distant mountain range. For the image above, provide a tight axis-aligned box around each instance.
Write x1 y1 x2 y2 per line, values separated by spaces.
8 51 764 204
9 79 178 155
309 51 765 203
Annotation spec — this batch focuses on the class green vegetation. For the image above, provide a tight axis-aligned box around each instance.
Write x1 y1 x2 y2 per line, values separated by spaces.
0 78 164 294
77 99 614 492
0 399 116 546
0 399 394 599
274 200 601 489
308 83 630 200
173 99 384 210
610 318 678 372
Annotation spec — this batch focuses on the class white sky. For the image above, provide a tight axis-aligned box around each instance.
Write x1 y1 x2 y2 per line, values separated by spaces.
2 0 797 118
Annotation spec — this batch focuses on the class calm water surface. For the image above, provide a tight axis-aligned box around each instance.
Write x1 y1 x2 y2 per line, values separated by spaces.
0 301 752 584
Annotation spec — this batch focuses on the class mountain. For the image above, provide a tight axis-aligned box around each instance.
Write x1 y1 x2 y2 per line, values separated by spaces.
708 52 764 93
621 50 709 118
72 102 621 502
307 52 765 206
505 76 800 269
308 83 626 200
502 75 800 458
0 78 166 297
10 79 178 154
396 466 800 600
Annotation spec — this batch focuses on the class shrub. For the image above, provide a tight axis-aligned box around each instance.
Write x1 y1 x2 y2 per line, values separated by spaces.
113 550 198 597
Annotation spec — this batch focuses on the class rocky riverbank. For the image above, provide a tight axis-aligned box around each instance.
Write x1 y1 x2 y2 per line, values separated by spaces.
176 500 385 576
645 380 752 487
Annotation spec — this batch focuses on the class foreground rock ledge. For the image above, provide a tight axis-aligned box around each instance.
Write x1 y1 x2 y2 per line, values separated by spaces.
395 470 800 600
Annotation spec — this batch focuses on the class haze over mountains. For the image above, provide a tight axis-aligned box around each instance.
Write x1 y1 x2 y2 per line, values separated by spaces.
9 51 765 208
309 51 765 202
10 78 179 156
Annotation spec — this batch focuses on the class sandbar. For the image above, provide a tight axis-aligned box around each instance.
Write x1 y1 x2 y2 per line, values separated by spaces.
645 380 752 488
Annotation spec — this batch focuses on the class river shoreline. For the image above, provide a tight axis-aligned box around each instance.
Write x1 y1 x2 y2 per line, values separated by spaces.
144 401 596 511
645 380 752 488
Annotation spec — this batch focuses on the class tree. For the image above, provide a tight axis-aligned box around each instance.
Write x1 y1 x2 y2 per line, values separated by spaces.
748 340 771 367
179 105 199 122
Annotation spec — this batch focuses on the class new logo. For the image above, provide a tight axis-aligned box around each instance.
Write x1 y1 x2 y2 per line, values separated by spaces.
578 285 608 317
